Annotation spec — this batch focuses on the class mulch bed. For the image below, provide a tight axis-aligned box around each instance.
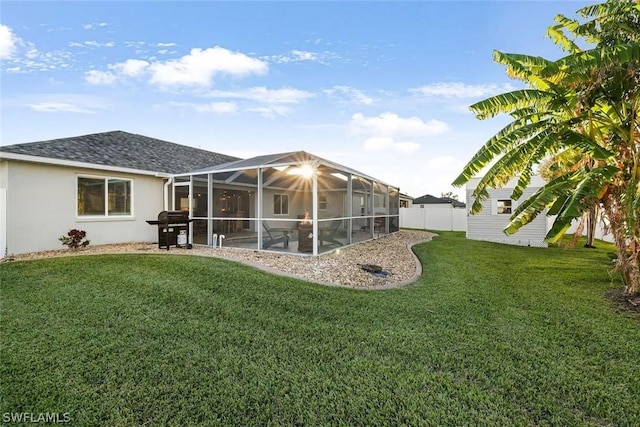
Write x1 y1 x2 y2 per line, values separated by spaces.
605 288 640 317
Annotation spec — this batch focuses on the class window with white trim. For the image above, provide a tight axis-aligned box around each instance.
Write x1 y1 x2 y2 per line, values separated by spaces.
318 195 327 210
77 176 133 217
273 194 289 215
497 199 512 215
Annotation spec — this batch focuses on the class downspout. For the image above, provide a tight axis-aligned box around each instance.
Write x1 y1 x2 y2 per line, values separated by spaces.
163 177 173 211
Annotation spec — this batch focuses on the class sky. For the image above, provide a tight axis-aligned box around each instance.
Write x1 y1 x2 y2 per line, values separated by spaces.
0 0 593 199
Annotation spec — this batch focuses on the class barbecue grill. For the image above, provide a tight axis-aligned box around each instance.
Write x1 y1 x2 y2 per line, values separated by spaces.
146 210 192 250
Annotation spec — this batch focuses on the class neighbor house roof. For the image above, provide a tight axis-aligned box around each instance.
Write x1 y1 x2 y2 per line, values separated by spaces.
414 194 466 208
0 130 239 175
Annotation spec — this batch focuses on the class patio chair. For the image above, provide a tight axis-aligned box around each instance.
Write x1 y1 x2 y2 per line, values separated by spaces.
262 222 290 249
319 218 343 247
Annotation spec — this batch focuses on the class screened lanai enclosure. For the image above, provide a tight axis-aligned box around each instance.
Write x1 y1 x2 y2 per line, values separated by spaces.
171 151 400 255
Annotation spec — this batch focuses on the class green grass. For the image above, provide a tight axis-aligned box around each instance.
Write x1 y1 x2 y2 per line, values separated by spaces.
1 232 638 426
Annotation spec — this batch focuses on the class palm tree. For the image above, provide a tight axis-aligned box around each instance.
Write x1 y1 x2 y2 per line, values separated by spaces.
453 1 640 294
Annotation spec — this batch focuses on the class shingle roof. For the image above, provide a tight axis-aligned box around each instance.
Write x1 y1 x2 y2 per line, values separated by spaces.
0 130 239 174
414 194 466 207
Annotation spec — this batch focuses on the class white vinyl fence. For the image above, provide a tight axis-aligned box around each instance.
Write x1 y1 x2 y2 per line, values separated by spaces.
400 206 467 232
564 217 615 243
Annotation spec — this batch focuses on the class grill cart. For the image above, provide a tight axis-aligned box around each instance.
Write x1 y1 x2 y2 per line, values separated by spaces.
146 210 192 250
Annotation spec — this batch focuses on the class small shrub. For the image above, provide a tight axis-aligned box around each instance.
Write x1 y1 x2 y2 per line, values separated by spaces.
58 229 90 250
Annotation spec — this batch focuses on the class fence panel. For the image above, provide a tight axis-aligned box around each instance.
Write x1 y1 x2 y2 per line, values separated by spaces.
400 207 466 231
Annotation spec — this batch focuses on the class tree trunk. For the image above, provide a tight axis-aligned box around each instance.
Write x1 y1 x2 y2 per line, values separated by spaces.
602 193 640 295
585 205 598 248
624 239 640 295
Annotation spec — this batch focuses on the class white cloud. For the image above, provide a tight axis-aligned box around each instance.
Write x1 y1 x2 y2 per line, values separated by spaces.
83 22 110 30
291 50 317 61
350 112 448 138
85 47 267 88
195 102 237 114
245 105 291 118
159 101 237 114
263 49 338 65
86 41 114 48
109 59 149 77
205 87 315 104
395 141 421 153
69 40 115 48
157 42 177 47
85 70 117 85
28 102 96 114
124 41 146 48
324 85 374 105
363 136 394 151
4 40 74 73
149 46 268 87
86 60 149 84
363 136 420 153
23 94 108 114
410 82 517 98
0 24 18 59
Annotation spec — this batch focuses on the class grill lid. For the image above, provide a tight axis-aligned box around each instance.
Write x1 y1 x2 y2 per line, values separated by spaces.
158 210 190 223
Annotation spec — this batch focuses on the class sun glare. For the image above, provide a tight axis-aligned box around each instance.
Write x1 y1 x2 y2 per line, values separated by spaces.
288 163 316 178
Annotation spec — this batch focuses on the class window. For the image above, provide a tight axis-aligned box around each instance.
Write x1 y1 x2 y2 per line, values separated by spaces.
318 195 327 210
497 199 512 215
273 194 289 215
78 176 132 217
400 200 409 208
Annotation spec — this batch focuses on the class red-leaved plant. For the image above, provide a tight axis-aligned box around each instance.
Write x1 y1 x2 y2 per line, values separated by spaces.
58 229 90 250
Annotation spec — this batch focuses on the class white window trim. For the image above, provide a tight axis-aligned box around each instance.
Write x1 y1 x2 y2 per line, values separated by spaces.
318 194 327 211
494 199 514 215
76 174 135 220
273 193 289 216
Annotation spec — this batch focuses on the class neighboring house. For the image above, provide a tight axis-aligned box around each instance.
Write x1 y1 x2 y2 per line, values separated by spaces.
0 131 400 257
466 175 549 247
399 193 414 208
413 194 466 208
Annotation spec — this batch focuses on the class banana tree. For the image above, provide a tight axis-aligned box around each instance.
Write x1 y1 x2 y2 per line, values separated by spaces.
453 1 640 294
538 150 601 248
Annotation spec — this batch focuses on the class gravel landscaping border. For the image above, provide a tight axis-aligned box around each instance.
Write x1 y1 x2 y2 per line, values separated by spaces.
1 230 436 289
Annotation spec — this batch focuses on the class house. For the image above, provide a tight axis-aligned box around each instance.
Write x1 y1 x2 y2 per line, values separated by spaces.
465 175 549 247
0 131 400 257
412 194 466 208
399 193 414 208
0 131 238 257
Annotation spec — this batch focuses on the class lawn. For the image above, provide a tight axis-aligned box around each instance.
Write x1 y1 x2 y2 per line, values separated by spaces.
1 232 638 426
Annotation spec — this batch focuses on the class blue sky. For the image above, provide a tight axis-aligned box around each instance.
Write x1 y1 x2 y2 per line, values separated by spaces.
1 1 592 199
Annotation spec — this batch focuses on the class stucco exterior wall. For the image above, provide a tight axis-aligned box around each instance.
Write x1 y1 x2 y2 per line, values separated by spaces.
4 160 164 255
0 161 7 257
